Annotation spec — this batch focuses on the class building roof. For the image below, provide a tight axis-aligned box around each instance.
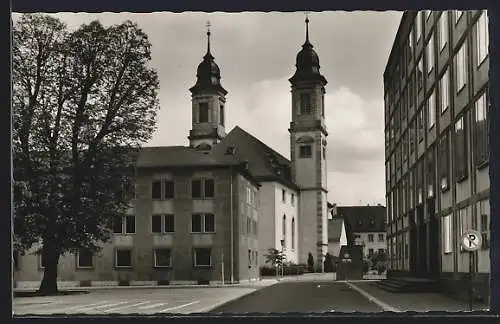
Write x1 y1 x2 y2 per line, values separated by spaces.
333 205 386 241
137 146 238 168
327 218 344 243
212 126 299 190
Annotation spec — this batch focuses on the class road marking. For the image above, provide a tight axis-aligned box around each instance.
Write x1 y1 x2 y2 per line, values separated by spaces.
78 301 130 313
345 282 401 312
137 302 167 310
47 300 112 313
103 301 151 313
157 301 200 313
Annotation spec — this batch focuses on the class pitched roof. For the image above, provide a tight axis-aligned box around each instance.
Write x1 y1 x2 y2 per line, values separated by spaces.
334 206 387 236
328 218 344 243
212 126 298 189
137 146 239 168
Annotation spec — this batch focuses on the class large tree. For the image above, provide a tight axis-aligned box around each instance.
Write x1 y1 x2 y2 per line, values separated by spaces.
12 14 160 294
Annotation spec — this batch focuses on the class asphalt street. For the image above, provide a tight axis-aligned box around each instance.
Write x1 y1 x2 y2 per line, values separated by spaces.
209 281 384 313
13 286 259 315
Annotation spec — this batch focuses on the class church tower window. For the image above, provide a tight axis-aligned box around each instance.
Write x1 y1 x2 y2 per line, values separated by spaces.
220 104 225 126
199 103 209 123
300 93 312 114
299 145 312 158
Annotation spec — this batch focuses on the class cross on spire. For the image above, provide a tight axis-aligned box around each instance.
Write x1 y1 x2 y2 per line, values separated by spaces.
205 20 212 56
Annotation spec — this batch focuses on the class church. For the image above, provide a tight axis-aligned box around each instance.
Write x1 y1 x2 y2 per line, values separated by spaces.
13 18 331 287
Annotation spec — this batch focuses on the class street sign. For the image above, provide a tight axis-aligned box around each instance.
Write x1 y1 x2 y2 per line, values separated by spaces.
461 230 482 252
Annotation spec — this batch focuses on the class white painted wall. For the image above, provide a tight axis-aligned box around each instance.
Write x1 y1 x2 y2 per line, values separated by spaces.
273 183 299 264
257 182 276 267
354 232 387 259
327 220 348 257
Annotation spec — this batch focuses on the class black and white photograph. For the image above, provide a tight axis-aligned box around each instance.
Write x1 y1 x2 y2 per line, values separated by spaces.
11 8 492 315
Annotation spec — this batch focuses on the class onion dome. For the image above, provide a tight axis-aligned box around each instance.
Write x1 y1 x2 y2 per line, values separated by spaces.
190 22 228 95
289 16 327 85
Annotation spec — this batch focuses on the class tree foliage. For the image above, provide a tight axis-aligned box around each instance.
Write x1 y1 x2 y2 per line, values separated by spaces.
12 14 160 293
264 248 286 268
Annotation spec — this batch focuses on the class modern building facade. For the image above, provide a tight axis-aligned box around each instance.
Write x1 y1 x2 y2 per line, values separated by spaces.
331 205 387 259
13 18 330 287
383 10 490 301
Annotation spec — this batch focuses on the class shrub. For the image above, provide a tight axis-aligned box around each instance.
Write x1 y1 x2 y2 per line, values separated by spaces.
79 280 92 287
118 280 130 286
157 280 170 286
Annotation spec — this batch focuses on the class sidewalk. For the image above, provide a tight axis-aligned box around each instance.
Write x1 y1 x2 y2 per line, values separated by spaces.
348 281 489 312
14 278 279 294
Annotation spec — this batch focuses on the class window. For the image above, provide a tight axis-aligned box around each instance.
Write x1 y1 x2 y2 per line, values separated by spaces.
474 92 489 166
439 131 450 191
152 180 174 199
454 115 468 180
440 69 450 113
439 12 448 51
427 91 436 128
193 248 211 267
427 148 435 197
322 147 326 159
415 12 422 42
479 199 490 249
476 12 489 66
455 10 464 24
368 234 374 242
368 249 374 257
154 248 172 267
191 179 215 198
417 56 424 90
152 180 162 199
77 249 93 268
299 145 312 158
282 214 287 247
458 207 470 252
164 180 175 199
191 213 215 233
417 109 424 142
152 214 175 233
115 249 132 267
426 34 434 73
282 189 286 203
455 42 467 93
378 234 384 242
220 105 225 126
113 215 135 234
291 218 295 249
199 102 209 123
442 214 452 253
300 93 312 114
291 194 295 206
321 95 325 116
409 120 416 154
408 27 414 56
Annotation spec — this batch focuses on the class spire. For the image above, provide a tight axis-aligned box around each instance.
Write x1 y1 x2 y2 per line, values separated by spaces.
204 20 213 60
305 12 310 45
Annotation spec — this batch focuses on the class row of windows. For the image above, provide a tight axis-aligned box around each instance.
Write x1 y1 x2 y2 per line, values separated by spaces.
367 248 386 258
151 178 215 200
197 102 225 126
442 199 490 254
113 213 220 234
385 11 488 154
386 90 489 203
386 10 488 105
354 233 385 243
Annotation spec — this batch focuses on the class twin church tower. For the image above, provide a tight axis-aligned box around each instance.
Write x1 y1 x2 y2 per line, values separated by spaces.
188 17 329 266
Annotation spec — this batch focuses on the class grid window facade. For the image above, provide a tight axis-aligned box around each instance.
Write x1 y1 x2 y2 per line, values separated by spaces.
455 41 467 93
439 12 448 51
476 12 489 66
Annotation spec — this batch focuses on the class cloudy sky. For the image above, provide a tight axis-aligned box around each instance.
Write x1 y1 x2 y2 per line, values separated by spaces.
14 11 403 206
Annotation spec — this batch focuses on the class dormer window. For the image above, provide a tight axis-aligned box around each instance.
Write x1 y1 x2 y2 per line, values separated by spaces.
300 93 312 114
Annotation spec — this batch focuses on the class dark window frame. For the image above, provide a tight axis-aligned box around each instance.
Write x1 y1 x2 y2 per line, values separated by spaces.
454 113 469 182
299 145 312 158
299 93 312 115
153 248 172 268
76 248 94 269
115 249 133 268
193 248 212 267
191 213 215 233
199 102 209 123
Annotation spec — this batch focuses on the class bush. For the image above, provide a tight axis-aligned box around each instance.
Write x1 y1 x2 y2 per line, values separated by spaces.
118 280 130 286
157 280 170 286
377 264 387 274
259 263 306 276
79 280 91 287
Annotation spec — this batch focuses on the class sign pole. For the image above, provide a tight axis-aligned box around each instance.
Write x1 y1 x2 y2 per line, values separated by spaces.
460 229 481 312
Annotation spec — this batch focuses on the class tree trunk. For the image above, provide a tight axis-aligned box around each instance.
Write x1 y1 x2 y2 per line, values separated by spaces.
38 243 60 295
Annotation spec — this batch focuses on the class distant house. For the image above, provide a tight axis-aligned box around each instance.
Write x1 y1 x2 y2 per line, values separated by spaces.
327 217 347 257
332 204 387 260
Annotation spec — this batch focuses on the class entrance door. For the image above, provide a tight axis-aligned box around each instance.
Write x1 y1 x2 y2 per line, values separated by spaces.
428 215 440 279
